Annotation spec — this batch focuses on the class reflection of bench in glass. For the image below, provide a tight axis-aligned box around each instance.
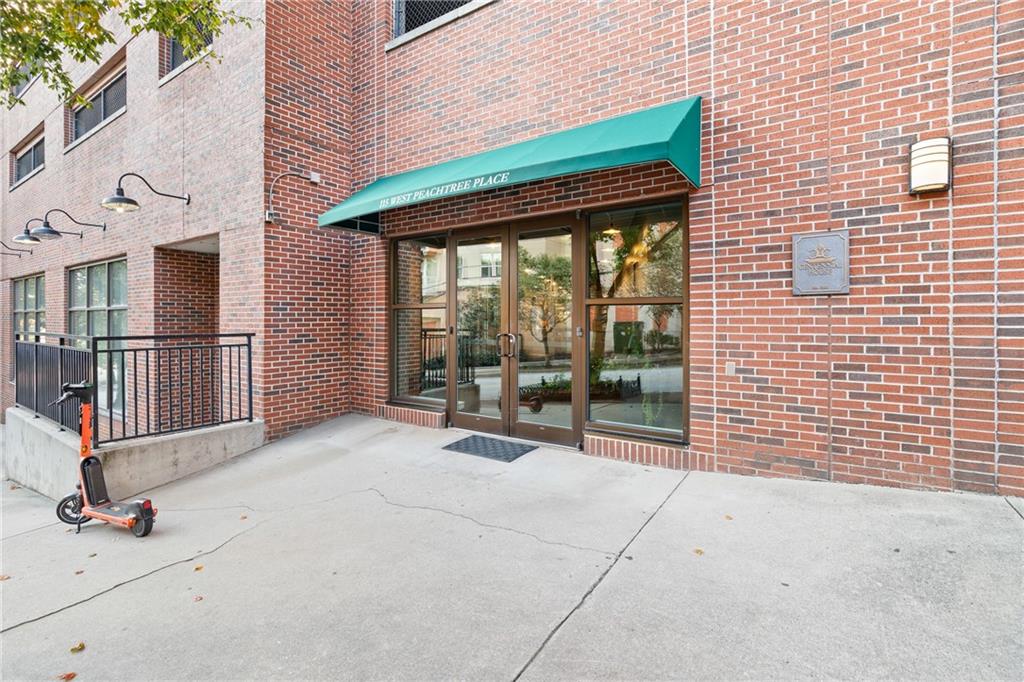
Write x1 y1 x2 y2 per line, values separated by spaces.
519 374 641 413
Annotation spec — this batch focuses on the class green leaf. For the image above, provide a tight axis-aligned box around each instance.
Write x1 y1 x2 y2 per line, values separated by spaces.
2 0 254 109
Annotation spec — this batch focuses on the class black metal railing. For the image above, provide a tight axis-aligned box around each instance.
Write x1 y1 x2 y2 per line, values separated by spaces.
421 329 446 390
14 333 92 433
420 329 476 390
15 332 254 447
91 333 253 446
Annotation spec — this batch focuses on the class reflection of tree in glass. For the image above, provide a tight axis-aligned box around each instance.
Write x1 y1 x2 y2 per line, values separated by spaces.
588 216 681 380
459 285 501 367
518 246 572 367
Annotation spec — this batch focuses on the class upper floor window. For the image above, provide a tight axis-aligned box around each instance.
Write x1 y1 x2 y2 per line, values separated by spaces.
167 29 213 74
72 71 126 143
11 134 44 186
9 63 36 98
393 0 471 37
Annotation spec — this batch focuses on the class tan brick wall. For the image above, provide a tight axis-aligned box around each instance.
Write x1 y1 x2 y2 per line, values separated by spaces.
0 3 265 428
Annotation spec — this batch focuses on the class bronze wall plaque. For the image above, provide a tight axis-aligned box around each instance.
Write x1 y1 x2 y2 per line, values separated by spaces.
792 230 849 296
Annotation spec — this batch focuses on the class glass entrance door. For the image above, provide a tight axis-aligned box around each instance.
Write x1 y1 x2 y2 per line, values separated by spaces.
448 217 582 446
451 231 507 435
509 223 577 445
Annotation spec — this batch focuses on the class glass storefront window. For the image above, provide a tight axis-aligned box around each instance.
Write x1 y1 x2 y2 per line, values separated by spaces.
394 309 447 403
395 236 446 305
392 236 447 404
587 201 686 437
588 304 684 434
588 203 683 299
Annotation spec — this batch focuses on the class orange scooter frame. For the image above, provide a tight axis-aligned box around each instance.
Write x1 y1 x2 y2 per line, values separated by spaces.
54 382 157 537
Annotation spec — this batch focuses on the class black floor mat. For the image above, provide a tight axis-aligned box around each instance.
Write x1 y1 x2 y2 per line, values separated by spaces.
442 435 537 462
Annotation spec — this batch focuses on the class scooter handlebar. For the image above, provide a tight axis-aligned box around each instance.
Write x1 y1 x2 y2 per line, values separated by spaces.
47 382 94 407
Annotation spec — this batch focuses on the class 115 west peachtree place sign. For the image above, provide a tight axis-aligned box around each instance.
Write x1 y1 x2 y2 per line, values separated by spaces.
377 172 512 210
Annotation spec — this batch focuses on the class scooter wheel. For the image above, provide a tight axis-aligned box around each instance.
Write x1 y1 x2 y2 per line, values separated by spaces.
131 517 153 538
56 494 89 526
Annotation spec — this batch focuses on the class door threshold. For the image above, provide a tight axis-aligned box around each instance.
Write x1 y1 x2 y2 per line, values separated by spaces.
447 427 581 453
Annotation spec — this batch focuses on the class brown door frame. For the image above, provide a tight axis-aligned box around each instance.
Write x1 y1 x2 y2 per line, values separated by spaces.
447 225 510 436
506 213 584 447
445 212 585 447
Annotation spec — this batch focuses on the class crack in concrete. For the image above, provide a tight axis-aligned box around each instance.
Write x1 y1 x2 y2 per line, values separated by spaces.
0 521 265 634
510 471 691 682
359 487 617 557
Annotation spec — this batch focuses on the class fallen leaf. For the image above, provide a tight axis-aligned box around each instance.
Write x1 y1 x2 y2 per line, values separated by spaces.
0 575 10 581
193 595 204 602
88 553 97 558
194 564 203 572
74 570 84 576
240 515 248 520
781 582 790 587
694 548 704 556
724 515 734 521
58 674 77 681
9 484 20 490
69 642 85 654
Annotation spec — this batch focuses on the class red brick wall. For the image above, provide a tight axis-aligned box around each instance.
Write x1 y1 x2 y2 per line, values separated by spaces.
153 248 219 335
346 0 1022 495
261 0 354 439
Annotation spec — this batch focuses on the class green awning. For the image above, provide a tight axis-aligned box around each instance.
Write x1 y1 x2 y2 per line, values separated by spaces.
318 96 702 233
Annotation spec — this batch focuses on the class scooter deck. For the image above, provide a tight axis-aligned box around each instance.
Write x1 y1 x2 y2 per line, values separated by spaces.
86 502 138 521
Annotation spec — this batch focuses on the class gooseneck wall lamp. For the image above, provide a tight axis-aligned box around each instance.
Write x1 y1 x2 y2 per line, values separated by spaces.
265 170 321 223
32 209 103 240
101 172 190 213
13 218 43 245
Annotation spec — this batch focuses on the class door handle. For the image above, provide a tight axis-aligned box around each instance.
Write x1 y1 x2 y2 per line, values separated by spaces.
506 333 517 359
494 333 505 357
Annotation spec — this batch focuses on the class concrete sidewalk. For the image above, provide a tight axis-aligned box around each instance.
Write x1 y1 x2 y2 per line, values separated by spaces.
2 414 1021 680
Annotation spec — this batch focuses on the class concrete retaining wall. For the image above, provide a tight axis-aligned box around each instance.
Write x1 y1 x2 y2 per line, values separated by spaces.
2 407 265 500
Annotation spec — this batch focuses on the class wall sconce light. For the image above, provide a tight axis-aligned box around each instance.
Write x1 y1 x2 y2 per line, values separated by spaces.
32 209 103 241
13 219 43 245
265 170 321 223
101 172 191 213
909 137 951 195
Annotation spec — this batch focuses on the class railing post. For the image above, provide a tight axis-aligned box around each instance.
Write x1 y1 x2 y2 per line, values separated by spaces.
90 336 99 449
32 341 38 414
246 335 253 421
58 337 66 428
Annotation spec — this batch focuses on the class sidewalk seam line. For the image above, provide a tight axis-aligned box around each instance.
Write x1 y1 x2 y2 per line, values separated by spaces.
1004 497 1024 521
510 470 691 682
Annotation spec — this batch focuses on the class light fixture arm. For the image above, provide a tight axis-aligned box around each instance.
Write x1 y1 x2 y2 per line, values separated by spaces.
43 209 99 237
117 172 191 205
266 170 321 223
0 241 30 256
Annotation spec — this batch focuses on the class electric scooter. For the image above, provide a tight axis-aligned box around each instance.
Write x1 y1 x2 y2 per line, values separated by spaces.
53 382 157 537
